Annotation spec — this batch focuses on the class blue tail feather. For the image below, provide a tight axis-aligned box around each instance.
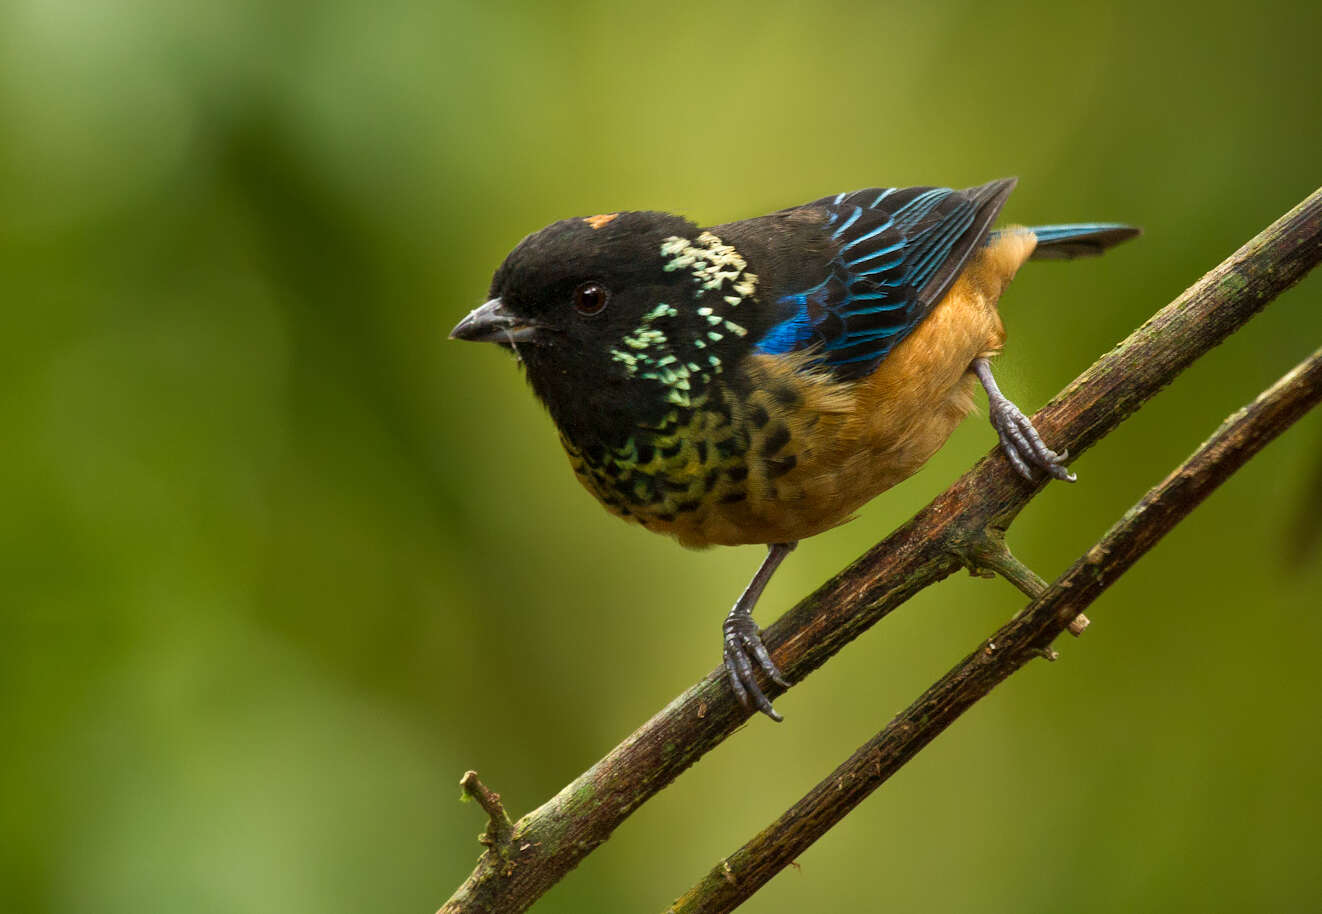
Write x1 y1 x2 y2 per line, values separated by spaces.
994 222 1141 260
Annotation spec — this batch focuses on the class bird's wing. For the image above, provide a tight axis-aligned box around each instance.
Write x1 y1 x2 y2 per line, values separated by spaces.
755 179 1016 380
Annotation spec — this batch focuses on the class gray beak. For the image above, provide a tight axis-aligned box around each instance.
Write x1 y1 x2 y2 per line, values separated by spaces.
449 298 543 343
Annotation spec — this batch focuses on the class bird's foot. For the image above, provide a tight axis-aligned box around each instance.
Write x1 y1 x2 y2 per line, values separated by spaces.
723 613 788 722
971 357 1075 483
987 396 1076 483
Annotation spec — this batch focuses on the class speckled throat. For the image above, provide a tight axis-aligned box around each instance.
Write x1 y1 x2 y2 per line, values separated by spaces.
558 351 830 549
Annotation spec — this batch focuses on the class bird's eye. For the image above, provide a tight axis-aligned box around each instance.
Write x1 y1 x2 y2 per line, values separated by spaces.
573 282 610 316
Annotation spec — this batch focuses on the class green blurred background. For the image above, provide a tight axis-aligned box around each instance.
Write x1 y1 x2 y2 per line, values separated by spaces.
3 0 1321 911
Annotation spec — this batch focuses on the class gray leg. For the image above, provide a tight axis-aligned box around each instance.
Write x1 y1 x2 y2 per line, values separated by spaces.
723 541 795 721
972 358 1076 483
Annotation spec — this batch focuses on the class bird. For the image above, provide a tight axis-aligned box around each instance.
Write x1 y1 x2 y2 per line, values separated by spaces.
450 178 1138 720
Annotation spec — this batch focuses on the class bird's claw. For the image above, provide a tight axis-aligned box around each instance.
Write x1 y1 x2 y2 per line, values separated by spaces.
723 615 787 722
989 399 1076 483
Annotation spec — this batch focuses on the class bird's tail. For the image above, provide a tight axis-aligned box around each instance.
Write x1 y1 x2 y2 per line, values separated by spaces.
1012 222 1141 260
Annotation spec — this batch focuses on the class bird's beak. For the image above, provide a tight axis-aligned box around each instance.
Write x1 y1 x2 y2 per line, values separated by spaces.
449 298 543 343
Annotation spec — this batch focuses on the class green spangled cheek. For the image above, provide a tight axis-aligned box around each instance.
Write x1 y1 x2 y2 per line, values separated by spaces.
608 232 755 409
608 301 710 408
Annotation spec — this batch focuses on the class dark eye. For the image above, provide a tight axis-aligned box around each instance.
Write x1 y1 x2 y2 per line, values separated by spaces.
573 282 609 316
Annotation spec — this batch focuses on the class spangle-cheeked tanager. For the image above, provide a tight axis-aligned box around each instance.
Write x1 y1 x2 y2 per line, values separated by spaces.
451 178 1138 719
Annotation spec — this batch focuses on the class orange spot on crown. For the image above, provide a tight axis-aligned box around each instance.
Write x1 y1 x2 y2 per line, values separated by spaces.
583 213 619 230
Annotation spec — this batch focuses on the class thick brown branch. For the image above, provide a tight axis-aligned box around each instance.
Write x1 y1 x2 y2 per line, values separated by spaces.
668 345 1322 913
440 187 1322 914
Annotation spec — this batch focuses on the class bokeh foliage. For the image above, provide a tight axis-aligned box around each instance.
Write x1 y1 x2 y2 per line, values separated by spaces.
3 0 1321 911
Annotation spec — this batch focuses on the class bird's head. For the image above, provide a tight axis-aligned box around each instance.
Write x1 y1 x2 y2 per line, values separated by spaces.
452 211 762 444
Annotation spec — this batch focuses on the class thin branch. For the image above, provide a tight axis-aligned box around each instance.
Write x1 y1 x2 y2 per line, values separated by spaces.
459 771 514 851
668 345 1322 913
440 187 1322 914
956 530 1048 598
955 534 1092 638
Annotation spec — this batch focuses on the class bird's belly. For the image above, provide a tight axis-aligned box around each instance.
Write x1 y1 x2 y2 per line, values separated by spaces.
682 369 982 547
568 366 981 549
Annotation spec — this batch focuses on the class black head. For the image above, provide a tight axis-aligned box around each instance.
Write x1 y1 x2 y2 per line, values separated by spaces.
452 211 763 448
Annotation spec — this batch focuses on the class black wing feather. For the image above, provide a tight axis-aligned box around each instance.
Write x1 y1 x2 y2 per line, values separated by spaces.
754 178 1017 380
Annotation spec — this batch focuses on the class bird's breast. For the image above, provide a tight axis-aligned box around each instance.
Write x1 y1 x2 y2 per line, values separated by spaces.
558 363 859 548
560 389 749 544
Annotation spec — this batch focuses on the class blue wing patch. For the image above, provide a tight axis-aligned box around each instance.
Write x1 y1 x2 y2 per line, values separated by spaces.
756 179 1016 380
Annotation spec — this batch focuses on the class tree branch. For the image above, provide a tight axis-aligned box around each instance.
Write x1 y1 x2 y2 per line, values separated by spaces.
439 187 1322 914
668 344 1322 913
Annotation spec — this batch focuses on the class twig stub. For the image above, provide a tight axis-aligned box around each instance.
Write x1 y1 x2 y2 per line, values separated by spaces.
459 770 514 850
